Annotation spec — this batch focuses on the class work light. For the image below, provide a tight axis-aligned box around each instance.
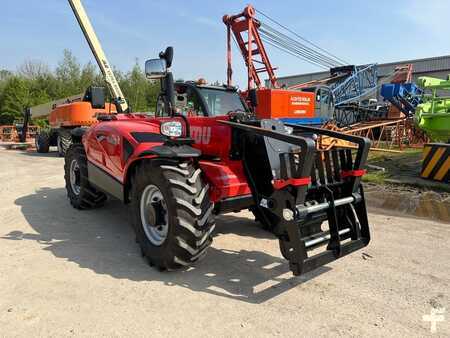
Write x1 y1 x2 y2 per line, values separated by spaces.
160 121 183 137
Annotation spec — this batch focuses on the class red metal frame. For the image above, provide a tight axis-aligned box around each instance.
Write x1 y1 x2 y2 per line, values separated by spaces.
341 169 366 179
391 64 413 84
272 177 311 190
223 5 279 90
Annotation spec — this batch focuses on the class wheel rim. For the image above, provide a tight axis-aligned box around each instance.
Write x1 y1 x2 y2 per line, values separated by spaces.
140 185 169 246
69 159 81 196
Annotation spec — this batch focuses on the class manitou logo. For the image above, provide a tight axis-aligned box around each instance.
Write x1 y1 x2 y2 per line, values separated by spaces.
190 126 212 145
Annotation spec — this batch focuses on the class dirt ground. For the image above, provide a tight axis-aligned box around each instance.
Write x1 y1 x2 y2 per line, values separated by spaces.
0 147 449 337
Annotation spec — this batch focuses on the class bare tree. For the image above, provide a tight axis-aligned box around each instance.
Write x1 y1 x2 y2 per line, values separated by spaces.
17 60 50 80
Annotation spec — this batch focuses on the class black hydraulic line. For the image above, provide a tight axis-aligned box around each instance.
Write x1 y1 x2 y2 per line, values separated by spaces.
260 37 329 70
255 8 350 65
260 24 342 68
259 28 338 68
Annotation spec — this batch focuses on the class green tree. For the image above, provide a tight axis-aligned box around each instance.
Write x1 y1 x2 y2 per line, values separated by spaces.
0 69 13 82
118 61 159 112
80 62 101 90
0 50 163 125
0 76 30 124
31 73 60 101
0 70 13 108
55 49 82 97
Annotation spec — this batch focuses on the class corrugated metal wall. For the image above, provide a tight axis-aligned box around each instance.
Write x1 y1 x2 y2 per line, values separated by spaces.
274 55 450 88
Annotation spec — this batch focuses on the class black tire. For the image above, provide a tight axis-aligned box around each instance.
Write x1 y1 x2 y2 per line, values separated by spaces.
35 130 50 153
130 160 215 271
57 129 73 157
64 144 107 209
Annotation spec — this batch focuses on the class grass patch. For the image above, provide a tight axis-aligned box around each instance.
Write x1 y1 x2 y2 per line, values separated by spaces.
367 148 422 162
366 148 423 180
362 171 389 184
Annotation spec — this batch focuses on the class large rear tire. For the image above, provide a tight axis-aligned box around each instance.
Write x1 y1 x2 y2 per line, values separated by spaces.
57 129 73 157
64 144 107 209
35 130 50 153
130 160 215 270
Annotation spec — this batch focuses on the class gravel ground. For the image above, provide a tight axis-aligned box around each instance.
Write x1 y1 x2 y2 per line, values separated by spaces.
0 147 449 337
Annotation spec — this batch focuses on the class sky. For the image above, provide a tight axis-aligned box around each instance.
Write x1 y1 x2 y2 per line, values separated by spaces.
1 0 450 88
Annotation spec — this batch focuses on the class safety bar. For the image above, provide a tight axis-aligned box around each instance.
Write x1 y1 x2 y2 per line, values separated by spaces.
296 194 360 216
305 228 350 248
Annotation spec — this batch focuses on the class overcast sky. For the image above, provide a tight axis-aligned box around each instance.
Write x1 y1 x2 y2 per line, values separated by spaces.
1 0 450 88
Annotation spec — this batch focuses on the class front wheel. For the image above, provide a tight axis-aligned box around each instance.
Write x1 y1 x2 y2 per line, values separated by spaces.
57 129 72 157
130 160 215 270
64 144 107 209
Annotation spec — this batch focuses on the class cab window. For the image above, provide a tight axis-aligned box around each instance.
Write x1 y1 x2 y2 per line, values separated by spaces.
198 88 246 116
175 87 205 117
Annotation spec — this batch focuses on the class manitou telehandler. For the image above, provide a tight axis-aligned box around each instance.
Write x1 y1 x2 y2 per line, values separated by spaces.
64 0 371 275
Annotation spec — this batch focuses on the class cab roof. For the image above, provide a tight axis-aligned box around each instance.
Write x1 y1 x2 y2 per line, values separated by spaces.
176 81 238 92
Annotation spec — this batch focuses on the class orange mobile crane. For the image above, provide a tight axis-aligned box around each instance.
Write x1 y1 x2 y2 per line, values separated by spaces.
223 5 380 127
223 5 333 125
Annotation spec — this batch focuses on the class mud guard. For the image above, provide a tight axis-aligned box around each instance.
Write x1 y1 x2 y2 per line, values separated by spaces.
70 127 88 143
139 144 201 158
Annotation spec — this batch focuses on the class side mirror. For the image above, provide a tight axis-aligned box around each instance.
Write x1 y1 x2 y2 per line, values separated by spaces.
145 59 167 79
248 88 258 108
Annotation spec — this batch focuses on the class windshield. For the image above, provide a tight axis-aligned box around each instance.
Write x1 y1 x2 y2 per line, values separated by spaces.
198 88 246 116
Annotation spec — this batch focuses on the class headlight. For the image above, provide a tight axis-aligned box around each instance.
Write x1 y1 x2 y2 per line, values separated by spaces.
161 121 183 137
284 126 294 135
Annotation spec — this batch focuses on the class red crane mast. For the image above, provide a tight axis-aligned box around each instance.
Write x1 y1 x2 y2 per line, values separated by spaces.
223 5 279 90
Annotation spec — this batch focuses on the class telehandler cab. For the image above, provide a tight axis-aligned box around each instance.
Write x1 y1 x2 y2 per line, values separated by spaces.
65 0 371 275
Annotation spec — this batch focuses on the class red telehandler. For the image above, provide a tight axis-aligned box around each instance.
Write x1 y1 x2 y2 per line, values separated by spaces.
65 0 371 275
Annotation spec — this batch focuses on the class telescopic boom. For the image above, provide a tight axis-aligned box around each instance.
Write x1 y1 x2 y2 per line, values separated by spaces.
68 0 129 113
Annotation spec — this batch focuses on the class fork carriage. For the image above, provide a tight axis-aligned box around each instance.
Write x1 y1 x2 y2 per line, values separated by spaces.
227 120 371 275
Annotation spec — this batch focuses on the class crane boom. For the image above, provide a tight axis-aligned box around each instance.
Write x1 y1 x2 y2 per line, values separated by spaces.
68 0 129 113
